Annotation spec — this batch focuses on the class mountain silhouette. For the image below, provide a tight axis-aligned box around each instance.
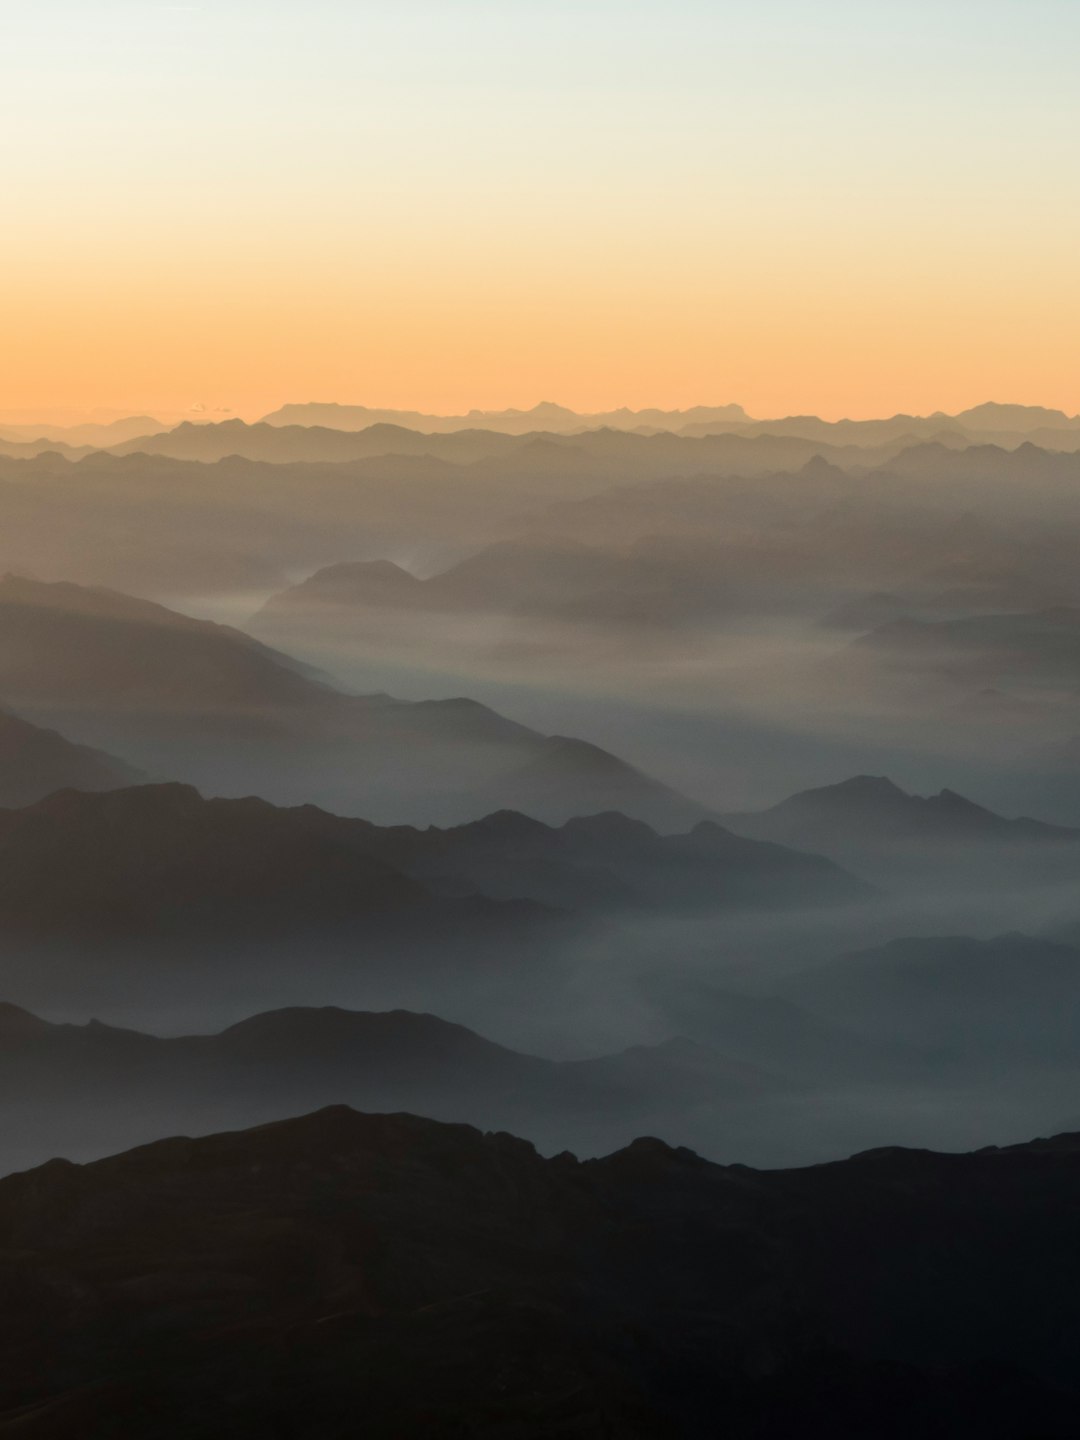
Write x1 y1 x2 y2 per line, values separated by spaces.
0 575 710 828
111 418 523 464
0 781 863 953
0 1002 778 1174
725 773 1078 846
0 782 585 1018
0 414 167 446
1 1106 1079 1436
105 416 916 476
256 400 1080 447
254 535 735 630
10 426 1080 615
722 775 1080 886
952 401 1080 432
341 797 867 912
0 707 139 806
258 399 752 434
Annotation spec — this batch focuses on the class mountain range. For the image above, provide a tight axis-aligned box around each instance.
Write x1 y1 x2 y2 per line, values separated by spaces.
0 707 138 807
8 401 1080 451
5 427 1080 626
0 781 866 1019
0 574 710 828
2 1105 1078 1436
257 399 1080 447
721 774 1080 886
98 417 911 473
0 1001 778 1175
324 802 867 913
253 535 737 632
260 399 754 433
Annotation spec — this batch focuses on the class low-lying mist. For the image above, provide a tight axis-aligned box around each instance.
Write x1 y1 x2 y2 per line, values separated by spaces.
1 420 1079 1185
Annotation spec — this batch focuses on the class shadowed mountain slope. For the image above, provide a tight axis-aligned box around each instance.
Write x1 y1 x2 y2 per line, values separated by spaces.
724 774 1080 847
311 800 868 913
0 575 708 828
0 1002 777 1175
0 707 140 807
0 1107 1078 1436
253 536 736 630
0 781 864 1025
0 783 579 1019
722 775 1080 887
0 782 864 943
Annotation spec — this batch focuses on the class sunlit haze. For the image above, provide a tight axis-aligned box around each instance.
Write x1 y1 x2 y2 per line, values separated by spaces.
2 0 1078 422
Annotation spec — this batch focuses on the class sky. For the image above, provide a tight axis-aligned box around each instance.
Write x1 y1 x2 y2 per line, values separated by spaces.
1 0 1078 422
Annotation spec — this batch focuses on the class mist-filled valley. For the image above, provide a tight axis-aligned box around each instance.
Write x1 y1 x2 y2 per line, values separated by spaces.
0 402 1077 1194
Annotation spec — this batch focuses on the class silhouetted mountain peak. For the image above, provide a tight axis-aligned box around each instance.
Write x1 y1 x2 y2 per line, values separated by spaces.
210 1103 546 1168
829 774 907 801
26 780 206 823
954 401 1079 431
462 809 554 841
722 774 1080 872
561 810 658 845
574 1132 714 1180
799 454 846 480
331 558 416 581
216 1005 514 1061
0 1001 50 1036
0 707 141 807
931 787 990 815
768 775 910 817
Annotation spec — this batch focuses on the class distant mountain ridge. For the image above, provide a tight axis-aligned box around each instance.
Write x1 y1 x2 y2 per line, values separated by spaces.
0 574 710 829
0 778 870 1027
310 793 868 913
259 399 753 433
95 415 1080 470
258 399 1080 441
724 773 1080 846
0 414 167 446
8 404 1080 473
0 780 865 940
721 774 1080 886
0 780 581 1020
0 707 140 807
0 1000 776 1175
253 535 735 629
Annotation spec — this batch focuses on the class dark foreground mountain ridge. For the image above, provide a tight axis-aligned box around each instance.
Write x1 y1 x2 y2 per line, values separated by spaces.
1 1105 1078 1437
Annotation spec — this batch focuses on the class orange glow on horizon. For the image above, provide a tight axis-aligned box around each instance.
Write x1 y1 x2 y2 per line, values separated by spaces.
4 2 1079 426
